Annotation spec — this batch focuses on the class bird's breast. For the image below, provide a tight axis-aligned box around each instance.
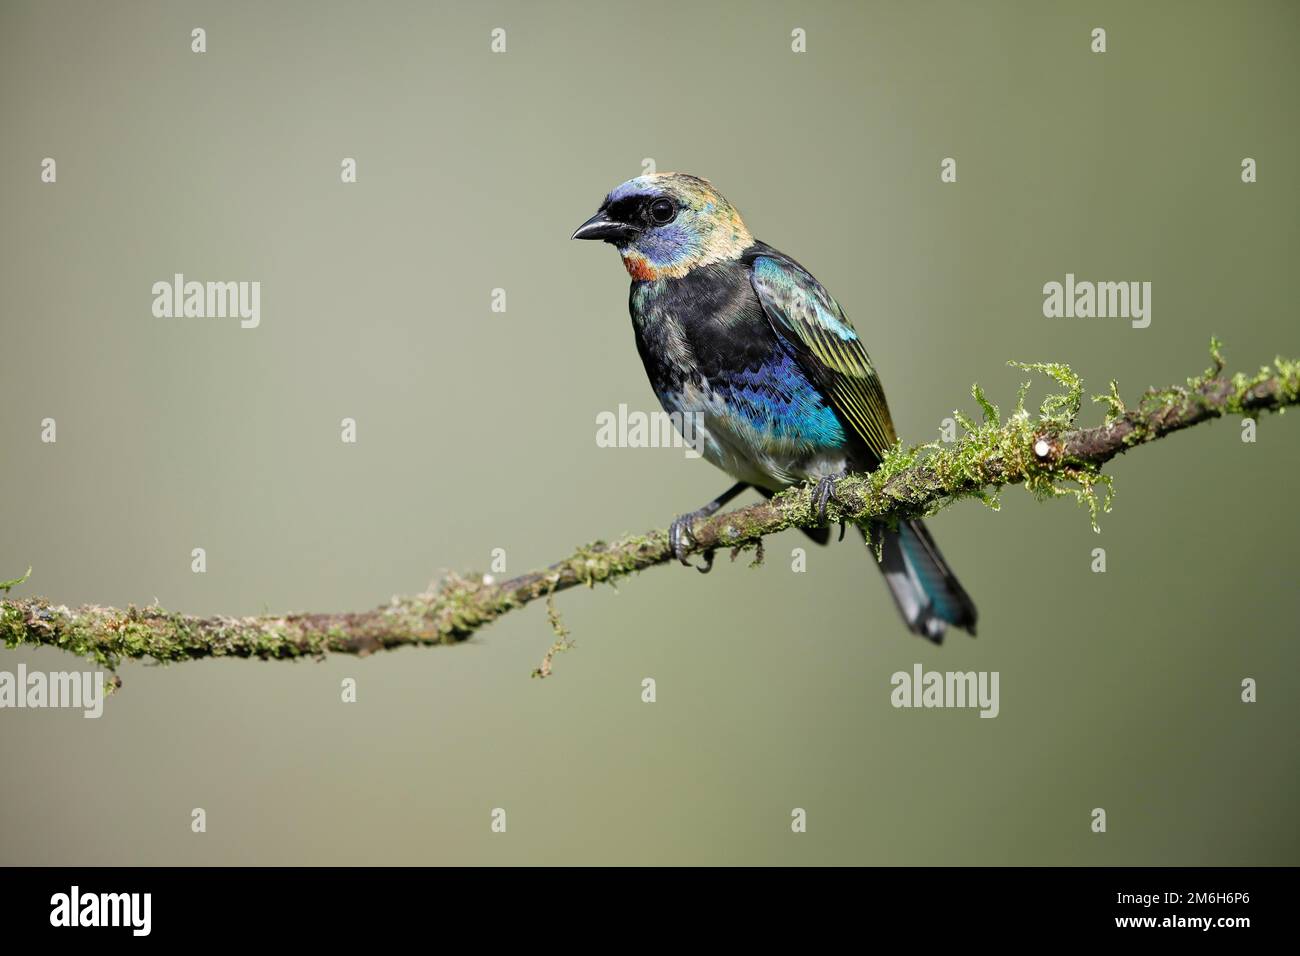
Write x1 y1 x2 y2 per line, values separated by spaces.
630 283 851 489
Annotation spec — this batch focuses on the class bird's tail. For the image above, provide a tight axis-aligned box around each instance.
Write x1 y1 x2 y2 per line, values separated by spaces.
865 520 977 643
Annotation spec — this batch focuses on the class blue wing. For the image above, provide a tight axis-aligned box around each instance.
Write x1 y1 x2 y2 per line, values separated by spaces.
747 245 898 459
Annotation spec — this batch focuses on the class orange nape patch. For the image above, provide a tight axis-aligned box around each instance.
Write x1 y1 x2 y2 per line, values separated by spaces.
622 253 659 281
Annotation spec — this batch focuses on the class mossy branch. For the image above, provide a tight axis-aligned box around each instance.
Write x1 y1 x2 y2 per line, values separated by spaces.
3 343 1296 676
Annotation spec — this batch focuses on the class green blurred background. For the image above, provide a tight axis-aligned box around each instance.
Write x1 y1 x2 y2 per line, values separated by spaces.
1 0 1296 865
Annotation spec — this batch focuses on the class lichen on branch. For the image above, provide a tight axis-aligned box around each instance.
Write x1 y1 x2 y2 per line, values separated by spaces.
3 342 1296 677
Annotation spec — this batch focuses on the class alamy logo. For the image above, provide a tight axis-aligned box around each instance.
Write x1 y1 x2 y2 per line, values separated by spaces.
595 404 705 458
152 273 260 328
50 886 150 936
1042 273 1151 328
0 665 104 718
890 664 1000 718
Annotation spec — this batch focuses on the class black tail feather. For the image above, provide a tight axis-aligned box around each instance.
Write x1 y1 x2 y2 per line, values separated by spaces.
867 520 977 643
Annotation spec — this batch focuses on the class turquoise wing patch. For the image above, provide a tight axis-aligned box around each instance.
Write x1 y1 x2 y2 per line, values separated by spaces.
750 254 898 457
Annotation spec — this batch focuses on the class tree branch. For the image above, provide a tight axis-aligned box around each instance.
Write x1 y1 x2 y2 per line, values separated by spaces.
3 343 1296 676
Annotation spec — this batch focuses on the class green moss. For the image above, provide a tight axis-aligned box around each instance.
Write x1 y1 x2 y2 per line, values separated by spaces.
1208 336 1226 376
0 566 32 593
531 583 575 678
1092 380 1126 425
1008 361 1082 425
1 602 27 647
972 383 999 425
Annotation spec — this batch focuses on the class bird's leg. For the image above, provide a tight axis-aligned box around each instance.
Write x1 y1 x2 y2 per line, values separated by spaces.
669 481 749 572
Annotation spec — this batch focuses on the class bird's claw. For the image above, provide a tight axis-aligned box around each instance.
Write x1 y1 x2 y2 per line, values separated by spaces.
812 475 840 525
668 513 695 566
669 511 715 572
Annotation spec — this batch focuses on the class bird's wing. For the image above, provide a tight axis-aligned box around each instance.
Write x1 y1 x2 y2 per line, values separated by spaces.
748 247 898 460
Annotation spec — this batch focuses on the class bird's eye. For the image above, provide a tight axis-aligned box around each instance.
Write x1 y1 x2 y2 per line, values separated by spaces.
649 198 676 225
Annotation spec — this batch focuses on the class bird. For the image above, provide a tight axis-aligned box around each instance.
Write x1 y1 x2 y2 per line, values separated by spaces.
572 172 976 642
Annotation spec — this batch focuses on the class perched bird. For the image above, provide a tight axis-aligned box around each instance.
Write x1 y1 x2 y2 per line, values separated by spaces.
572 173 976 641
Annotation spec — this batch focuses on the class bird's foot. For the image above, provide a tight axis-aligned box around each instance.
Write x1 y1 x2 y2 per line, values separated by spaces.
669 509 717 573
812 474 841 525
668 482 749 573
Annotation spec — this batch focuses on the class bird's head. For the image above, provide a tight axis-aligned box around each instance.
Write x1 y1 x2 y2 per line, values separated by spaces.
571 173 753 280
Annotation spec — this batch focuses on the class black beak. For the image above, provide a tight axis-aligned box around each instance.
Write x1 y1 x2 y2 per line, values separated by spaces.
571 209 639 243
